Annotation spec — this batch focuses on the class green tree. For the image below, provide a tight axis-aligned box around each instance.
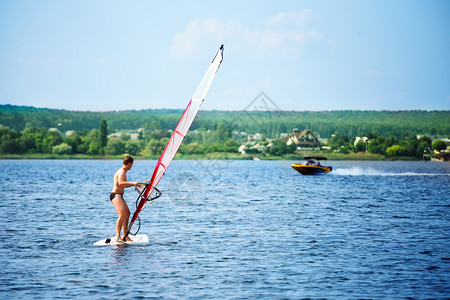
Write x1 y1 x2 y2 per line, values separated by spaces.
0 127 21 154
366 131 380 140
87 139 101 155
42 130 63 153
338 145 352 154
120 132 131 141
216 122 232 141
223 138 239 152
20 127 44 153
125 140 141 156
99 119 108 148
399 135 419 157
416 141 429 157
150 120 160 131
180 142 205 155
418 136 432 148
64 133 82 153
106 139 125 155
81 129 100 155
268 140 296 156
52 143 72 155
432 139 447 152
138 130 144 140
327 134 350 150
386 145 406 157
367 136 386 155
204 142 223 153
354 139 367 152
384 136 398 154
146 138 169 156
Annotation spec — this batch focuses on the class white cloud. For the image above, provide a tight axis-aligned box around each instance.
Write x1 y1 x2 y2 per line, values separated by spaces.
266 9 316 26
171 10 325 59
170 19 239 60
242 28 324 56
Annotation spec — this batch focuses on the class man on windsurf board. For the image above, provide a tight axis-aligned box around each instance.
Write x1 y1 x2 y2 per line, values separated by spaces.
110 156 140 243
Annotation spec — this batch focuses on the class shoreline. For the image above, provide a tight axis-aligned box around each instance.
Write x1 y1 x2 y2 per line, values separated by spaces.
0 152 429 161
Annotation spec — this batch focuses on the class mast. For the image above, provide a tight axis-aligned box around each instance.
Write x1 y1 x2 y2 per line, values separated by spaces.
126 45 224 236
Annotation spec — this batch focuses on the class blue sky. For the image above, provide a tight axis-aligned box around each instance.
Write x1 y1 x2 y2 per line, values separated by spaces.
0 0 449 111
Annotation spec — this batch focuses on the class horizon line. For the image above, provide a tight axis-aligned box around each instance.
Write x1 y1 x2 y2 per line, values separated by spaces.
1 103 449 113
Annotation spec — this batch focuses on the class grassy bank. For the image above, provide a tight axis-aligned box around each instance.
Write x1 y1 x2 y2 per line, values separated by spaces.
1 152 412 161
294 152 386 161
0 153 125 160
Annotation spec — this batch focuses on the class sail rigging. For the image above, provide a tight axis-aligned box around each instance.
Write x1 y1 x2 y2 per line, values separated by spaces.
126 45 224 236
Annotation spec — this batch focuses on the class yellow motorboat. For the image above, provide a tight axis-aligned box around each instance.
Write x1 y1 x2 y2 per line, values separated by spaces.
291 156 332 175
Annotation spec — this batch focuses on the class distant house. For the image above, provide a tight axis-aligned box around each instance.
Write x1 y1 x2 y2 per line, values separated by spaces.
238 145 247 154
238 143 267 154
250 143 266 152
247 133 262 141
108 133 121 140
65 130 76 137
48 128 60 133
286 129 321 149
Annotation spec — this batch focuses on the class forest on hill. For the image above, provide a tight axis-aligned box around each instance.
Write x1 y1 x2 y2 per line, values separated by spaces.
1 104 448 139
1 105 448 159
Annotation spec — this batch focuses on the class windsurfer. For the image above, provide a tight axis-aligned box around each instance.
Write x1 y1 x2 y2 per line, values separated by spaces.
111 155 139 243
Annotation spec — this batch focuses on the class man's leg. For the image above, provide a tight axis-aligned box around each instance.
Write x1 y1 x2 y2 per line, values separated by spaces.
112 196 130 240
121 209 132 241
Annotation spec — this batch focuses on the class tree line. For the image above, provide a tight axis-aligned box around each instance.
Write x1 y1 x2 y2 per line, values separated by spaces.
1 118 447 159
0 119 108 156
1 105 449 140
0 120 241 157
324 132 447 159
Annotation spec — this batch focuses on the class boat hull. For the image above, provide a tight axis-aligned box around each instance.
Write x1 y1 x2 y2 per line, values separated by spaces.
291 164 332 175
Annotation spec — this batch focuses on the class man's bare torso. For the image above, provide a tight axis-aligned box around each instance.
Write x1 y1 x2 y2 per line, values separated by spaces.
112 167 127 194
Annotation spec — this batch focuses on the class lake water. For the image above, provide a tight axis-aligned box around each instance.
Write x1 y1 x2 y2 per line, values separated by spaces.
0 159 449 299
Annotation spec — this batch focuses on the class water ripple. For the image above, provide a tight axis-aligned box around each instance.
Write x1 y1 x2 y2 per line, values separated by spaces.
0 160 449 298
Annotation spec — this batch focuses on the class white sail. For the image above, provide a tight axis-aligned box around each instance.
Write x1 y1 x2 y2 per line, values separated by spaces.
144 44 224 200
126 45 224 235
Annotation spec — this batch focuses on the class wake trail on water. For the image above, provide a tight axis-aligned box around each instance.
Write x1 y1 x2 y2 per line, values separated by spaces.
332 167 449 176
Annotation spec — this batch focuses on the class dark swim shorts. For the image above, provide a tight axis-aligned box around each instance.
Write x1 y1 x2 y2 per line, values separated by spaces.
110 193 123 201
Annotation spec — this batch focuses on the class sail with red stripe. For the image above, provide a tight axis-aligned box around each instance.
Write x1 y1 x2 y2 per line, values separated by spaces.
126 45 224 235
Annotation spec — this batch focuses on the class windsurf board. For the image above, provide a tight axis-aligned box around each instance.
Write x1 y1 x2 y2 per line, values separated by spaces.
93 234 149 246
